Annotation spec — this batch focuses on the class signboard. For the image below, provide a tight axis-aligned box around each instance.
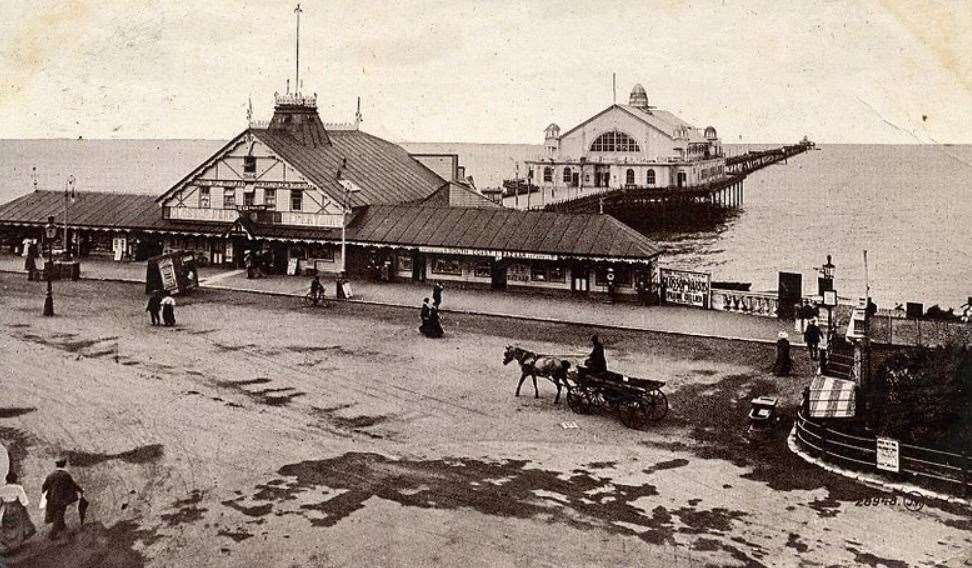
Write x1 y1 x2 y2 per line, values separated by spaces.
146 251 199 295
158 257 178 291
823 290 838 307
660 268 711 308
876 437 900 472
195 179 312 190
287 257 299 276
342 281 354 299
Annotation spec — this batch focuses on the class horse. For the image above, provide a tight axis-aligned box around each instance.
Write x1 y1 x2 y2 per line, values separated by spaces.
502 345 572 404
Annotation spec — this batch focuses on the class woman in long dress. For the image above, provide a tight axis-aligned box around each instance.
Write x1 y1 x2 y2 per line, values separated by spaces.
0 471 37 554
161 293 176 327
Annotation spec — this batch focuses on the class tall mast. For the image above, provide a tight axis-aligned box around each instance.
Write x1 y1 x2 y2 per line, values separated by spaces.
294 3 303 95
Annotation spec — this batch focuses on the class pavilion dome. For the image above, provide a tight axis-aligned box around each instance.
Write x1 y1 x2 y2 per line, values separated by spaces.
629 84 649 108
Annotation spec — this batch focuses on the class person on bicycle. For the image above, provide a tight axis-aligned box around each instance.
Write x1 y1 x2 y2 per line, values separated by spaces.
310 276 325 305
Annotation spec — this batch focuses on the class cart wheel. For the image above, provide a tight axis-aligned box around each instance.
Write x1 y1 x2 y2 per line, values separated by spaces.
619 400 648 430
567 390 590 414
645 390 668 421
588 391 606 412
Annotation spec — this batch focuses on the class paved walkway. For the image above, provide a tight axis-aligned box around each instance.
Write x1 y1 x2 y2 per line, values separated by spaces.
0 255 797 344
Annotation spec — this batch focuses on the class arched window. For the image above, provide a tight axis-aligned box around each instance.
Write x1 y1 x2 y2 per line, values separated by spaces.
543 167 553 183
646 169 655 186
625 169 635 185
563 167 572 183
590 131 641 152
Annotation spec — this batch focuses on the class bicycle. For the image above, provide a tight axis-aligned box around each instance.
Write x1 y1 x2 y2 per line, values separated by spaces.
303 289 329 307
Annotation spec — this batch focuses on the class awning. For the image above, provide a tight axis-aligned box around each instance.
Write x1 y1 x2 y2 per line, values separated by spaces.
808 376 857 418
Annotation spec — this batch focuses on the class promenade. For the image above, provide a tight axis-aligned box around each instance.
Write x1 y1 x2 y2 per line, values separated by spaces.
0 255 794 345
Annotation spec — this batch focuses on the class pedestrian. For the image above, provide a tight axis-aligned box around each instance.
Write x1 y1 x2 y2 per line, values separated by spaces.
1 471 37 553
585 334 607 372
146 290 162 326
605 268 617 303
773 331 792 377
432 281 444 308
161 293 176 327
23 242 37 281
41 458 83 541
803 318 821 360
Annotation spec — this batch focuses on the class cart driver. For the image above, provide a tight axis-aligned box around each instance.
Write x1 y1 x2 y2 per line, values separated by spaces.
585 334 607 373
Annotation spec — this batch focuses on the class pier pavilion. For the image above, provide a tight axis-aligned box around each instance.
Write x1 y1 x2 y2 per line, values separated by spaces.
0 93 661 298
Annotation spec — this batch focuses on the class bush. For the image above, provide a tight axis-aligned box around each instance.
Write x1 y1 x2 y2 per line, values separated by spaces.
868 342 972 446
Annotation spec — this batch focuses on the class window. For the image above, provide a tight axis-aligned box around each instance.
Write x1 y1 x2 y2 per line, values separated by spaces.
590 131 641 152
243 191 255 206
530 262 565 282
595 267 632 287
243 155 256 174
562 167 572 184
473 260 491 278
223 187 236 209
543 167 553 183
646 169 656 186
199 187 210 208
264 188 276 209
398 255 413 272
431 257 462 276
625 169 635 186
290 189 303 211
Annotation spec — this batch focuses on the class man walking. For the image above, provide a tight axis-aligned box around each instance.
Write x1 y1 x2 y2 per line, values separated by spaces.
146 290 162 326
804 318 821 360
431 282 444 309
41 458 83 540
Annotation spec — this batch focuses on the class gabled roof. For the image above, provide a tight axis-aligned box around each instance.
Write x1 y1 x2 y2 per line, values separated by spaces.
251 128 446 208
346 205 662 260
558 104 705 142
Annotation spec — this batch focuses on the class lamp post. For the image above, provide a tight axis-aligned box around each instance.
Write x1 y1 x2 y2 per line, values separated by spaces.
336 158 359 277
43 215 57 316
63 175 76 260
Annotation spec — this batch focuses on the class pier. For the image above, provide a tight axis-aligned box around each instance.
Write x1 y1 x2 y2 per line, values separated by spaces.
538 140 814 227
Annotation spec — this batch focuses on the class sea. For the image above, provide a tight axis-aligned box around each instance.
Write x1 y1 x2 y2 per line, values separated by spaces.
1 140 969 310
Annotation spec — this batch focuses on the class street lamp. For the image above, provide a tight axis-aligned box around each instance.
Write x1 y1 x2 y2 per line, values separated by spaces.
336 158 360 277
63 175 76 260
43 215 57 317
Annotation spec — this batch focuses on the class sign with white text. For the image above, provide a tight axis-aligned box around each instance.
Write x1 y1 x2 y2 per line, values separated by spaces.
876 437 900 472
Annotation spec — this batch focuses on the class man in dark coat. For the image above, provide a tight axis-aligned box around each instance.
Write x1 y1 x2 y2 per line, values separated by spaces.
41 458 82 540
773 331 792 377
585 334 607 372
146 290 162 326
431 282 444 309
803 319 821 360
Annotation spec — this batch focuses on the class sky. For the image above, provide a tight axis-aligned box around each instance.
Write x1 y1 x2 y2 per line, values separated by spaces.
1 0 970 144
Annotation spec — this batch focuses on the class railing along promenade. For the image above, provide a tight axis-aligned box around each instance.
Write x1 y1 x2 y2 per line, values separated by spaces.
794 409 972 495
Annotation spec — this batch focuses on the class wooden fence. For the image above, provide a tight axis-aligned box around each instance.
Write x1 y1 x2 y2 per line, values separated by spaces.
794 409 971 495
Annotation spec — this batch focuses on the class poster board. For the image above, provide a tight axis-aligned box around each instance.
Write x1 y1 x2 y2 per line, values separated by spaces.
146 251 199 295
287 257 299 276
876 437 900 472
342 281 354 299
660 268 710 308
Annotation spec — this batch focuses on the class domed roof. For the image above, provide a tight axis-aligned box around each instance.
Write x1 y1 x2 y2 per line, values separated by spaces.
629 84 649 108
704 126 718 139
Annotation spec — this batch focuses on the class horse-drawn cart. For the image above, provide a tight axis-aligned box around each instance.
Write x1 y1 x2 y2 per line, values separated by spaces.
565 366 668 429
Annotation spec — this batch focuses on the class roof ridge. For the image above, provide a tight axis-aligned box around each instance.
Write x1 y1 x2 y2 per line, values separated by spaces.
31 189 159 198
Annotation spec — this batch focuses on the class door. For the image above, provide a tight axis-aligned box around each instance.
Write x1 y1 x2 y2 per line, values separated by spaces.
677 172 687 188
571 173 579 187
491 260 507 290
778 272 803 319
412 252 426 282
572 268 589 292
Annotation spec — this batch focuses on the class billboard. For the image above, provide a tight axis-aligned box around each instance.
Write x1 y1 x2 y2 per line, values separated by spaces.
146 251 200 295
660 268 710 308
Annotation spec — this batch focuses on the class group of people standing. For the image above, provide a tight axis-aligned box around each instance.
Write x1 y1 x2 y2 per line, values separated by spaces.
145 290 177 327
772 318 824 377
0 459 85 555
419 282 444 338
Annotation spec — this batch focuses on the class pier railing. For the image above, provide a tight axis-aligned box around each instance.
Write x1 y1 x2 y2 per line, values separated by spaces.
710 289 778 318
794 409 971 496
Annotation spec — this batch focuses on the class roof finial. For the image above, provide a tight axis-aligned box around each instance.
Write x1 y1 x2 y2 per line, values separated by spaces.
246 95 253 124
294 3 303 96
354 97 363 129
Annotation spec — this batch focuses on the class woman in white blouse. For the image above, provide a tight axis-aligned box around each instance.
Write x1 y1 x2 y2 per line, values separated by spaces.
0 471 36 553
